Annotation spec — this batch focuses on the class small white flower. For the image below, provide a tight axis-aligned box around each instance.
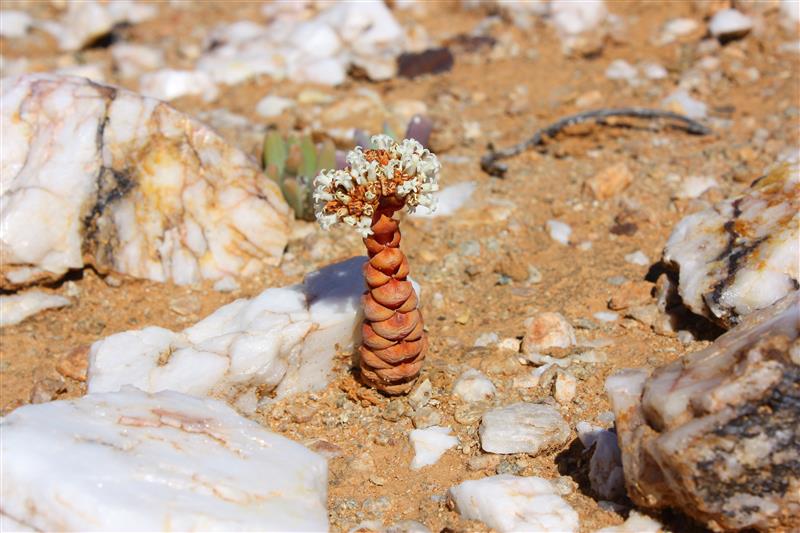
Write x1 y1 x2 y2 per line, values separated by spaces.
371 134 395 151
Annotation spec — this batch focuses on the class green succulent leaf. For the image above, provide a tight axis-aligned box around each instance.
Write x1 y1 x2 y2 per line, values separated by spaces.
300 136 317 178
382 121 397 141
263 131 287 177
265 163 281 184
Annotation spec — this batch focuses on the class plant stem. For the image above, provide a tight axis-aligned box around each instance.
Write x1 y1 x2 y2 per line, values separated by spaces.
481 107 712 177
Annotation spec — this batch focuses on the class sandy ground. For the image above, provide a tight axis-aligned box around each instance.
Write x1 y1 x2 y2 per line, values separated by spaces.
1 1 799 531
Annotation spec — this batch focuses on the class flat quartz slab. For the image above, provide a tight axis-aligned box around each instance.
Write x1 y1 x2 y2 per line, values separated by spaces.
88 257 377 408
1 73 290 289
0 389 328 531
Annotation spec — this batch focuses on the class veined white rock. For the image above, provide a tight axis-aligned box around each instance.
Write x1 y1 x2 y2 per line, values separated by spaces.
88 257 369 407
448 475 579 532
0 290 71 327
663 163 799 327
0 74 291 289
0 389 328 531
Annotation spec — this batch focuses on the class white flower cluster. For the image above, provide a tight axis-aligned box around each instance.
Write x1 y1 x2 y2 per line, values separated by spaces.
313 135 440 237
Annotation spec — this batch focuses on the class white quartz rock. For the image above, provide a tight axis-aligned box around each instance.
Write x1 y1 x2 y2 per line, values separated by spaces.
448 475 579 532
0 10 33 38
0 290 71 327
605 59 637 81
663 163 799 327
674 175 718 199
409 426 458 469
410 181 476 218
111 43 165 79
479 403 570 455
88 257 368 405
452 369 496 402
0 74 290 289
624 250 649 266
576 422 624 500
139 69 219 102
0 389 328 531
522 312 576 356
39 0 156 51
546 219 572 245
709 9 753 40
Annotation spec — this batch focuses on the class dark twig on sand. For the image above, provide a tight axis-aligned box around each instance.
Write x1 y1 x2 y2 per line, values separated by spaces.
480 107 712 177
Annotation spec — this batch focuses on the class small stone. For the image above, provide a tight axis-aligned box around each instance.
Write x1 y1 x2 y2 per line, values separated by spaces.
496 459 523 475
662 89 707 120
641 62 668 80
305 439 344 459
606 275 628 286
454 402 489 425
467 454 500 471
55 345 89 382
408 379 432 410
168 294 201 316
495 252 529 282
585 163 633 200
473 332 499 347
213 276 240 292
409 426 459 469
497 337 522 352
448 475 579 532
362 496 391 517
593 311 619 323
29 377 67 404
369 475 386 486
350 451 376 473
527 266 543 284
673 175 718 199
677 330 695 344
287 403 315 423
605 59 637 82
709 9 753 42
412 406 442 429
546 220 572 245
386 520 431 533
479 403 570 455
576 90 603 108
554 371 577 405
103 274 123 287
551 476 576 496
522 312 577 355
624 251 649 266
452 369 496 402
382 399 407 422
597 511 662 532
256 95 295 118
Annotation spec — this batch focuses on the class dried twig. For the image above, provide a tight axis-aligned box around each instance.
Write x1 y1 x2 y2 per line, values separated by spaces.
480 107 712 177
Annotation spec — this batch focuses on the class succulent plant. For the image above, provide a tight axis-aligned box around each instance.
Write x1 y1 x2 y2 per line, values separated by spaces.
263 132 337 221
263 115 433 221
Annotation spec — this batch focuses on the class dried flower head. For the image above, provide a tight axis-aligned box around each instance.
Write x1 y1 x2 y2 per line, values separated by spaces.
313 135 440 237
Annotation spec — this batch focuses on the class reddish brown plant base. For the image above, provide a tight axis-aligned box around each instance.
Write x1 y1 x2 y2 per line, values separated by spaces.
359 210 426 394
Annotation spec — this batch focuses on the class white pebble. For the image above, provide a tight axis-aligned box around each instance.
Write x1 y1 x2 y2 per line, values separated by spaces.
409 426 458 470
605 59 637 81
554 371 577 405
479 403 570 455
641 62 668 80
662 89 707 120
674 175 718 199
593 311 618 322
453 369 496 402
473 332 499 347
522 312 576 355
448 475 579 532
709 9 753 40
411 182 476 219
546 220 572 245
597 511 662 532
624 250 649 266
256 95 296 118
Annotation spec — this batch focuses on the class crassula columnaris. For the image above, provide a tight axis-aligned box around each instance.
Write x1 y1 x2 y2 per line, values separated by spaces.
313 135 440 394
